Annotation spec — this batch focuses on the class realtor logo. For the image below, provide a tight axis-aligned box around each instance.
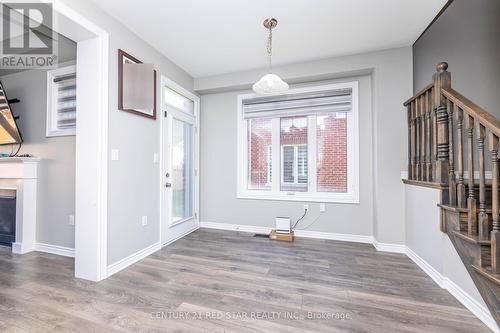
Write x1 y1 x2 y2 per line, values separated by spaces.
0 1 57 69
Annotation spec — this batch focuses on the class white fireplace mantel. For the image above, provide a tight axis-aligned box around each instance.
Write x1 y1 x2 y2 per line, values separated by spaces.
0 157 40 254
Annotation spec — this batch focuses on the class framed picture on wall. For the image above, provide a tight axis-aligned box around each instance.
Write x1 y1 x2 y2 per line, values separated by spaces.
46 65 77 137
118 49 157 120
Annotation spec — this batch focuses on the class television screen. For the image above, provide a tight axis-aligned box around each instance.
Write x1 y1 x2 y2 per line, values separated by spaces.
0 81 22 146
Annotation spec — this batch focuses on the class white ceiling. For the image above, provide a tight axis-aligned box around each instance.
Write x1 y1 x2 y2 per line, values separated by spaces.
93 0 447 78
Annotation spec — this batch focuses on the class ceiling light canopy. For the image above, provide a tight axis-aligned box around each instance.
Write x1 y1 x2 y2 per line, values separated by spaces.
252 18 289 95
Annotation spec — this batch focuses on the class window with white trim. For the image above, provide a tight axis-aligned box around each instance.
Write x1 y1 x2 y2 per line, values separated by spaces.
46 65 77 137
237 82 359 203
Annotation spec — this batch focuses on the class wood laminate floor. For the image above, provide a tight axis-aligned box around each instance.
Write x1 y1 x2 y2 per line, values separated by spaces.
0 229 492 332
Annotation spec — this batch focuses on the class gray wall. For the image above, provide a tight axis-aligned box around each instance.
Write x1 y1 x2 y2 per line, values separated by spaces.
197 47 412 244
413 0 500 115
201 76 373 235
405 184 491 326
61 0 195 265
0 67 76 248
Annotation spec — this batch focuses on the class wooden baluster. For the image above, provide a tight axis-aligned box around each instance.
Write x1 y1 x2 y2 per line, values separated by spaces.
418 96 427 181
407 104 412 179
412 101 417 179
425 91 432 181
416 99 421 180
432 87 438 181
466 115 477 236
456 106 466 207
447 99 456 205
477 124 490 241
489 133 499 272
433 62 451 186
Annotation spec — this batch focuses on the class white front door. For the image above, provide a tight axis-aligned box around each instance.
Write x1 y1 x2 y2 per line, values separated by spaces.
161 83 199 245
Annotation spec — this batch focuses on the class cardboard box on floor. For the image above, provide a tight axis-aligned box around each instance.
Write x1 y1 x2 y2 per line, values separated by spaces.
269 229 294 242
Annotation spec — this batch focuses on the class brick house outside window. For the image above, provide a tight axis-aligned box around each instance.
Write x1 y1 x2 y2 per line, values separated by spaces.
249 114 347 193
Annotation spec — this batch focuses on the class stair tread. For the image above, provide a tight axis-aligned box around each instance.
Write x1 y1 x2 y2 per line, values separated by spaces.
405 179 494 187
439 204 492 214
472 265 500 286
452 230 491 246
438 204 464 212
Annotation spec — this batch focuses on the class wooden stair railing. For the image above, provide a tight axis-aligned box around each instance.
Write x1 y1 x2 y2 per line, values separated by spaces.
403 62 500 328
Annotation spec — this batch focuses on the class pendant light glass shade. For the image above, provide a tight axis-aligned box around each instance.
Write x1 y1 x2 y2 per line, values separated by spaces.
252 73 289 95
253 18 288 95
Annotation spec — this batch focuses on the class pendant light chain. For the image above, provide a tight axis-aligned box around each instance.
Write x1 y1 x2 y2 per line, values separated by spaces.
267 25 273 72
252 18 289 95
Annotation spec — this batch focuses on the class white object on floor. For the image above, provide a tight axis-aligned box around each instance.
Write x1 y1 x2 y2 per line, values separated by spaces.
275 216 291 234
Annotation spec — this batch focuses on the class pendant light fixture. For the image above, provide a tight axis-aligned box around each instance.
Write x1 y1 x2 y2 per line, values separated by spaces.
252 18 289 95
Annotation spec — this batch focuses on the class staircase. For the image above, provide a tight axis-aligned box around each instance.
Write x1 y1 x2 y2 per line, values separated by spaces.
403 62 500 328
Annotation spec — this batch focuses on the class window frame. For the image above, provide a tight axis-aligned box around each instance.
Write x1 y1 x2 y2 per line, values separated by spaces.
237 81 359 204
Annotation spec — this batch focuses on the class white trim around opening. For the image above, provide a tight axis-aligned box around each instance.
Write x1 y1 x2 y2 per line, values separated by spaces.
50 0 109 281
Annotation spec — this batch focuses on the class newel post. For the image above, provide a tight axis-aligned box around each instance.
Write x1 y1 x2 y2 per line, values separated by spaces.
433 62 451 185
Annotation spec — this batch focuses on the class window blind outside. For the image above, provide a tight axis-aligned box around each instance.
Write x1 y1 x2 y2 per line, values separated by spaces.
242 88 352 120
282 146 295 183
55 74 76 130
297 146 307 183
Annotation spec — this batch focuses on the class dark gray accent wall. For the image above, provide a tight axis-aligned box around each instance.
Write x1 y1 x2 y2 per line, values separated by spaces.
413 0 500 116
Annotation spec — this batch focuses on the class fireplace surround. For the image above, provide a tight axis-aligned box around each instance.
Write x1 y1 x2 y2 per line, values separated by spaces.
0 157 40 254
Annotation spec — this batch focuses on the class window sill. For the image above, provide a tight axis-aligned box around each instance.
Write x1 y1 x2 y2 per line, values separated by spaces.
237 192 359 204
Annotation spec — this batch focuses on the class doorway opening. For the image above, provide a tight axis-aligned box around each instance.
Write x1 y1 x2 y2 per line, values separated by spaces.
160 76 200 246
0 1 109 281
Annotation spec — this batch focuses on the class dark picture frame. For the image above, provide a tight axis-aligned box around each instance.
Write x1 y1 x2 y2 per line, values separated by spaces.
118 49 157 120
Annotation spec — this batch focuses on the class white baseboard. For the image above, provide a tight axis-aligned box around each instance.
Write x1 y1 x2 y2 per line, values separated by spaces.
35 243 75 258
200 221 272 235
444 277 499 333
106 241 161 278
294 229 373 244
12 242 35 254
406 247 498 333
406 247 444 287
103 226 199 278
200 221 374 244
373 238 406 254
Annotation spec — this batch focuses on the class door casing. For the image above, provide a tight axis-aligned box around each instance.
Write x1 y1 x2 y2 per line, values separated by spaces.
159 76 200 246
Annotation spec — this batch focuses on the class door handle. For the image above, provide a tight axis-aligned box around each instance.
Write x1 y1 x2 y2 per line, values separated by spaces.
165 182 172 188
